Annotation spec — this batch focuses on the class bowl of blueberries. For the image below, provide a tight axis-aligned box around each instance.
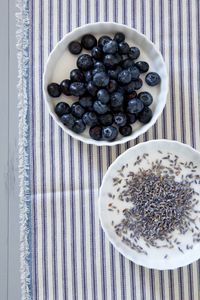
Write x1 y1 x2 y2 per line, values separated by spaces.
43 22 168 145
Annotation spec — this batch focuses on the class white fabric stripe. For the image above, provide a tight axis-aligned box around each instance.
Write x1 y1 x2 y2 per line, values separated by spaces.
45 196 54 300
54 134 63 300
36 198 44 299
161 0 172 141
173 269 180 300
154 0 164 142
64 139 73 299
163 270 170 300
72 140 84 299
191 263 199 300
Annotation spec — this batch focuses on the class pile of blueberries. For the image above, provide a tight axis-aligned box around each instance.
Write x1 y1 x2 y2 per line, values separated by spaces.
47 32 160 141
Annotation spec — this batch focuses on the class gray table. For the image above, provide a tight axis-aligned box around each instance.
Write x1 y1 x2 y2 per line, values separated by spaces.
0 1 20 299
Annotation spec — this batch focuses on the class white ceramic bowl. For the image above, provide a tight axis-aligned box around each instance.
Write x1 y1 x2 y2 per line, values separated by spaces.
99 140 200 269
43 22 168 146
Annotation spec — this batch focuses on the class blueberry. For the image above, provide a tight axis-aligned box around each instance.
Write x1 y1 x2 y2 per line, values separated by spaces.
128 47 140 59
118 70 132 85
145 72 161 86
84 70 93 82
69 82 86 96
72 119 86 133
127 98 144 114
79 95 93 110
103 40 118 54
128 65 140 80
107 79 118 93
98 113 114 126
107 66 122 80
60 113 76 129
68 41 82 54
93 101 109 114
92 62 106 75
126 91 137 100
93 72 109 87
71 102 85 118
77 54 94 70
134 78 143 90
119 125 132 136
91 46 104 60
114 112 127 127
89 125 102 140
117 86 126 95
103 54 120 69
81 34 97 50
114 53 122 63
98 35 112 49
135 61 149 73
86 81 98 96
102 126 118 141
127 113 137 124
110 91 124 107
60 79 71 96
55 102 71 117
138 91 153 106
114 32 125 43
83 111 98 126
47 83 61 97
121 59 134 69
121 54 129 62
70 69 84 82
94 61 105 69
138 107 153 123
118 42 129 54
97 89 110 104
123 81 136 94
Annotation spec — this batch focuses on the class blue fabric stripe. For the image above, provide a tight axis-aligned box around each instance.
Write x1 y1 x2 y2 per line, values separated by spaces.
87 145 97 300
140 265 146 300
168 0 176 141
159 271 165 300
169 270 174 300
78 142 88 300
98 147 107 300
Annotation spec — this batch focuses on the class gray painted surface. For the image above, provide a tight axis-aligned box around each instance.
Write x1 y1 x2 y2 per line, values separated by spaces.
0 0 21 299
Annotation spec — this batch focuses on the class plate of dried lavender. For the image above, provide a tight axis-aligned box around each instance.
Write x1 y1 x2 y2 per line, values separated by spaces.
99 140 200 270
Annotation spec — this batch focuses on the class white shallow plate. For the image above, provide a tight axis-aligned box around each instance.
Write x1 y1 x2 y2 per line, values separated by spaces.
99 140 200 269
43 22 168 146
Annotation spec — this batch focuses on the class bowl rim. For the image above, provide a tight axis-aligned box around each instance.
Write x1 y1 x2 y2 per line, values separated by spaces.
99 139 200 269
43 22 169 146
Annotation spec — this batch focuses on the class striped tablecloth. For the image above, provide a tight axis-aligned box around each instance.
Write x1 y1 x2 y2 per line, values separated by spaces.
18 0 200 299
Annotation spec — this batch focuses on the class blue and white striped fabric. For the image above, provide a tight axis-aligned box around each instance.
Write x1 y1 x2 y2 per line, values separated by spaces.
18 0 200 299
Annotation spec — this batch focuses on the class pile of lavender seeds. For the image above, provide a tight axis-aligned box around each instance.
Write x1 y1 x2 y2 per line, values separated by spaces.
108 151 200 257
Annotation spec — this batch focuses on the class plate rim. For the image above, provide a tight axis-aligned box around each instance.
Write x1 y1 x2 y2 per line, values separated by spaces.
43 22 169 146
99 139 200 269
